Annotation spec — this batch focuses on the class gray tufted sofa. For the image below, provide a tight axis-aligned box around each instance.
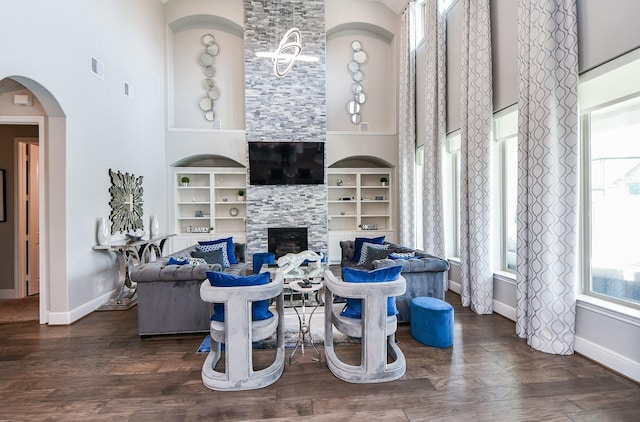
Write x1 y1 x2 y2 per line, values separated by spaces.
130 243 246 336
340 240 449 323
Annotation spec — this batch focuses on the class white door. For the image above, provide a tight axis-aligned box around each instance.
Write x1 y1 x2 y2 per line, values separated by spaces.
27 144 40 295
18 140 40 296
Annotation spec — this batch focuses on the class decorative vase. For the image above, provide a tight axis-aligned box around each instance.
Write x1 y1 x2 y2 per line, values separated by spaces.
150 215 159 237
97 217 110 245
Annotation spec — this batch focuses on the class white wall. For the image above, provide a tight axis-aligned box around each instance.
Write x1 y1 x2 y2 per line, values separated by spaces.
0 0 167 322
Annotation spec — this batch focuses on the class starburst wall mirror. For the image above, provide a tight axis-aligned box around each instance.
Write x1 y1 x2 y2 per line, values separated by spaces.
108 168 144 234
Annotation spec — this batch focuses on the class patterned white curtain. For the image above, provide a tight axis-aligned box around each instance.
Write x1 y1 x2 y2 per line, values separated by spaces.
459 0 493 314
398 3 417 248
516 0 578 355
421 0 446 259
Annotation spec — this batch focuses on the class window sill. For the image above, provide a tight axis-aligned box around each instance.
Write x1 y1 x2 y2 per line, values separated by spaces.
447 259 516 285
576 294 640 327
493 270 516 283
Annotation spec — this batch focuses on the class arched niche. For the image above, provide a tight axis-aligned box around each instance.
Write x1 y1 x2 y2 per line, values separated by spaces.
326 22 395 133
171 154 245 168
329 155 393 169
167 14 245 130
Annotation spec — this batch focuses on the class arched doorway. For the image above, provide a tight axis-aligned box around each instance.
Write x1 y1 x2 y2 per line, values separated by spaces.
0 76 66 324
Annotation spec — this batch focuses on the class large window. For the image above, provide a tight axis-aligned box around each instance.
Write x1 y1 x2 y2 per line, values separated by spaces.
581 50 640 309
445 131 461 258
494 109 518 271
414 0 425 44
416 145 424 250
414 0 457 45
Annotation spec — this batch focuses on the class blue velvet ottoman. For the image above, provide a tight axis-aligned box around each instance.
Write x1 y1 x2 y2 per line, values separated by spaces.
410 297 454 348
252 252 275 274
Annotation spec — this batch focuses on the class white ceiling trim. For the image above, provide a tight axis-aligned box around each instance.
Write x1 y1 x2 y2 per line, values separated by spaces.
371 0 410 14
160 0 410 15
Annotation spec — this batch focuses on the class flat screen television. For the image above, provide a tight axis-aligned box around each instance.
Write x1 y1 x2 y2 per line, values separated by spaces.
249 142 325 185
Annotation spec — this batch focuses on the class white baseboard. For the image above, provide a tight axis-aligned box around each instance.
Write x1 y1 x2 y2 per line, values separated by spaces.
448 280 461 295
448 279 516 321
493 300 516 321
575 335 640 383
48 290 116 325
0 289 17 299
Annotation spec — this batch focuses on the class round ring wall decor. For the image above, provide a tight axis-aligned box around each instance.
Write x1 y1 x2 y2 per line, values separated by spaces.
347 40 367 125
199 33 220 122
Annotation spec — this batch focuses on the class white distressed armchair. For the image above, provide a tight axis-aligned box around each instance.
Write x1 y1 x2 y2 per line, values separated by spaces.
199 270 285 391
323 269 407 383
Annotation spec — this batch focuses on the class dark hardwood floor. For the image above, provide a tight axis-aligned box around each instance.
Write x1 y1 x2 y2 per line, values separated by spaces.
1 292 639 421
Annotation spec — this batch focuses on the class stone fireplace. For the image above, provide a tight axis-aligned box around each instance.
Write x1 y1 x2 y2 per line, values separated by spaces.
268 227 308 259
243 0 328 263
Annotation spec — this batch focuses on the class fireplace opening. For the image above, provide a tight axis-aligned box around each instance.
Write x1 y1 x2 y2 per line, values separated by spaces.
268 227 308 259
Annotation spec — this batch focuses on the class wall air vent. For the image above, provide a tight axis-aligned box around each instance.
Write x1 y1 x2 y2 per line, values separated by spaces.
124 81 134 99
90 56 104 79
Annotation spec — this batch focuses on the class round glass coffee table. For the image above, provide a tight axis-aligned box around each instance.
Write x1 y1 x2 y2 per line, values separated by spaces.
287 279 323 364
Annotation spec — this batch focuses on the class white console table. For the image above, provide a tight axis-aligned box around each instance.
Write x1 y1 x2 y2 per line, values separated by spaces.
94 234 175 311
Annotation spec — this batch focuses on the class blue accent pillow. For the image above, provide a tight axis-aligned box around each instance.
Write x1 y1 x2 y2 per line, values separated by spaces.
352 236 385 262
340 266 402 319
206 271 272 322
168 257 189 266
199 237 238 265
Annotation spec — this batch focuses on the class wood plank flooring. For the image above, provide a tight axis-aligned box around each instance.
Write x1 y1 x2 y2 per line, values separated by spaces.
1 293 639 421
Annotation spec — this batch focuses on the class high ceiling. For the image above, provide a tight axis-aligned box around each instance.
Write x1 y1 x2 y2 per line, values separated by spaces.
368 0 410 14
161 0 410 15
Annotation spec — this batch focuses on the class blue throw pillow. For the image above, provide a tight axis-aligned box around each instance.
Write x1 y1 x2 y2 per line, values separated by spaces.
352 236 385 262
340 266 402 319
206 271 272 322
168 257 189 266
199 237 238 265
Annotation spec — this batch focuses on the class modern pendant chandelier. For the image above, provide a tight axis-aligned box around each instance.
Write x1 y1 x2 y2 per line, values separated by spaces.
255 1 318 78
